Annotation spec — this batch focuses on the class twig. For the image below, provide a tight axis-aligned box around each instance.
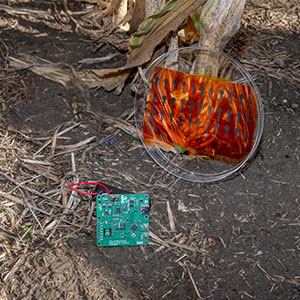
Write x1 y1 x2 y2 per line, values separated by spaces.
23 193 45 233
218 236 227 249
256 263 275 281
78 53 119 65
166 200 176 231
52 227 83 245
184 261 203 300
21 158 52 166
50 123 65 156
8 173 43 194
3 257 22 282
86 201 95 226
61 218 94 233
0 172 54 202
149 231 170 248
70 153 80 211
0 190 24 206
167 240 209 255
175 254 188 263
0 4 53 18
53 136 96 151
33 122 80 157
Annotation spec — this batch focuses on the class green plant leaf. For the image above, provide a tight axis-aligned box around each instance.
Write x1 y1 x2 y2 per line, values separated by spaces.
190 5 204 33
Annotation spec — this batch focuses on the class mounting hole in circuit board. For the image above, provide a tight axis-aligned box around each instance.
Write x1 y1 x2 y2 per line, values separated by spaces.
134 46 264 182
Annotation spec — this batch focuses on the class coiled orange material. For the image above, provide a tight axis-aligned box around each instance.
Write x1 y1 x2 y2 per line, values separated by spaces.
142 66 257 165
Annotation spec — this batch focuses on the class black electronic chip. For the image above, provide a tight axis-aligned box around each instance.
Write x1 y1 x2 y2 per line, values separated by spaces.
104 229 111 237
116 207 121 213
131 224 138 231
120 222 126 230
110 195 120 201
141 205 150 214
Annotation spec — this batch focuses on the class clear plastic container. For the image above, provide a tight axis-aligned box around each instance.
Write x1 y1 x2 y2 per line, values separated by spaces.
134 46 264 182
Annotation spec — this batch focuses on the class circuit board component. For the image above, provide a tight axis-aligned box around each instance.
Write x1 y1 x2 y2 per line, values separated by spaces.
96 193 150 247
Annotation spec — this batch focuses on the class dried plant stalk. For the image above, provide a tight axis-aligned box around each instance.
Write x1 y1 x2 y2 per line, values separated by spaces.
195 0 246 76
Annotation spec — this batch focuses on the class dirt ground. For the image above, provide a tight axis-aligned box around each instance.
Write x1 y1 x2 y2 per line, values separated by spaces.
0 1 299 300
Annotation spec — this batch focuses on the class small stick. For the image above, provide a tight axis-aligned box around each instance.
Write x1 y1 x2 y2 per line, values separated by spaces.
8 173 43 194
61 218 94 232
33 122 80 157
218 236 227 249
166 200 176 231
3 257 22 282
149 231 170 248
71 152 76 174
21 158 52 166
50 123 64 156
69 153 80 211
23 195 45 234
0 190 24 206
52 227 83 245
256 263 275 281
167 241 209 255
78 53 119 66
184 261 203 300
52 136 96 151
175 254 187 263
61 180 68 207
0 172 54 202
86 200 95 226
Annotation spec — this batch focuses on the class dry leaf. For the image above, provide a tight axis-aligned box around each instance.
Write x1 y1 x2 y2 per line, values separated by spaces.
89 0 206 92
90 69 130 94
112 0 129 30
129 0 146 33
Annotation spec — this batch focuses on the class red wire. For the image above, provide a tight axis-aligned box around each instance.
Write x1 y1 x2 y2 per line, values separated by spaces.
69 182 112 195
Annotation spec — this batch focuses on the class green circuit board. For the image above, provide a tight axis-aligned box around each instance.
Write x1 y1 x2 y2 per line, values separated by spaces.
96 193 150 247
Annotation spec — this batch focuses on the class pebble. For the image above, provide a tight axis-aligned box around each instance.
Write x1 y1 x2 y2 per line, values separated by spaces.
291 103 298 109
283 99 288 104
277 58 285 68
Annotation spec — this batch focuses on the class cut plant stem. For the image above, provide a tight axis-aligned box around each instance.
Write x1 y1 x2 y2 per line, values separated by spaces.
194 0 246 76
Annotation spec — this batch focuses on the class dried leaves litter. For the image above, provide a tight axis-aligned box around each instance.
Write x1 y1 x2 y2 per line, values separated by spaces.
0 0 300 298
1 0 299 93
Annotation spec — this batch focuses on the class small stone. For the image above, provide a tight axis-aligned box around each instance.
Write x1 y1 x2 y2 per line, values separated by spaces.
282 99 288 104
277 58 285 68
291 103 298 109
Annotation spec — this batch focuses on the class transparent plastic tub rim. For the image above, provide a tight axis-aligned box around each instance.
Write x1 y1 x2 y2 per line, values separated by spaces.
134 46 264 182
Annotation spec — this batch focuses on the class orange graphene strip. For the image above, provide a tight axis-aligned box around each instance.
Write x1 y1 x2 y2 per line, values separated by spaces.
142 66 258 165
